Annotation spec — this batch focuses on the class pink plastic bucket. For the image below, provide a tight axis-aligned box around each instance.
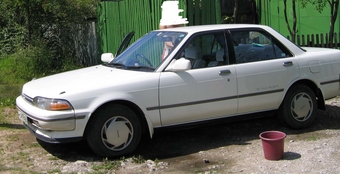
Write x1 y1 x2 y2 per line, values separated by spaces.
259 131 286 160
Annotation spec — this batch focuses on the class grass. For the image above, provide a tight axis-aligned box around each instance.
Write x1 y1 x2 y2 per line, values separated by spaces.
131 155 146 164
0 56 25 107
6 134 19 141
91 155 147 173
92 158 121 171
308 134 319 141
0 84 22 107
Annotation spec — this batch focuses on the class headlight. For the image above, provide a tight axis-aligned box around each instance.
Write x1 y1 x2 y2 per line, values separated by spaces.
33 97 73 111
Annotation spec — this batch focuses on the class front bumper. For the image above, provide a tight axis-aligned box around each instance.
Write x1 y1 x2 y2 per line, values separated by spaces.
16 96 76 131
22 122 82 143
16 95 86 143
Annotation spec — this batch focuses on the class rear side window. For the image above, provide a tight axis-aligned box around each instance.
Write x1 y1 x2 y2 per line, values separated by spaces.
229 30 291 64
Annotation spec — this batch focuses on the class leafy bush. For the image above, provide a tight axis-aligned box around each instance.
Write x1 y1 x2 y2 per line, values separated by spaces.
1 46 84 84
0 0 99 71
0 98 16 107
0 48 83 107
0 0 98 106
0 84 22 107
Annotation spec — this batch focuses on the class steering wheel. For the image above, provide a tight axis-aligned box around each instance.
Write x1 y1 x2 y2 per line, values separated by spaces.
135 54 153 67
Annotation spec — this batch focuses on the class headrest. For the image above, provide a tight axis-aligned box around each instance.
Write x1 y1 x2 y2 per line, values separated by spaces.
185 46 202 59
216 48 224 61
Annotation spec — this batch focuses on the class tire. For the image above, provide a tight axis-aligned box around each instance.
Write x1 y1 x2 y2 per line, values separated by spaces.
279 84 317 129
85 104 142 158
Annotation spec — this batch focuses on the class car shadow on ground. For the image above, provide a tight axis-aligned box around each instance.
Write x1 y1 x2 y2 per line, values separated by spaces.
38 104 340 161
0 123 25 129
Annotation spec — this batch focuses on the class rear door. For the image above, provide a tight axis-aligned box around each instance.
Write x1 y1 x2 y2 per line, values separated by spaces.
229 29 300 114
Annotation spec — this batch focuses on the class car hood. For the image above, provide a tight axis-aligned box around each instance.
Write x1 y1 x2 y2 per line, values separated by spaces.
22 65 149 98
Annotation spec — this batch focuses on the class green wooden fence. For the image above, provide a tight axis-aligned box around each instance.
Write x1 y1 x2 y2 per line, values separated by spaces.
97 0 222 56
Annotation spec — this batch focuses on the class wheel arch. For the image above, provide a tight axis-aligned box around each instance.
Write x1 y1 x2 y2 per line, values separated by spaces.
84 100 152 140
288 79 325 110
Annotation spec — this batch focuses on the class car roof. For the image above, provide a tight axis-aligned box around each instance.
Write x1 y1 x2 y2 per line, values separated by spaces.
155 24 271 33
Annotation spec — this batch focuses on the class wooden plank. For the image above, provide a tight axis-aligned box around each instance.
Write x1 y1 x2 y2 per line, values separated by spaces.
321 33 324 48
195 0 200 25
334 33 338 49
187 0 194 26
215 0 221 24
302 35 305 46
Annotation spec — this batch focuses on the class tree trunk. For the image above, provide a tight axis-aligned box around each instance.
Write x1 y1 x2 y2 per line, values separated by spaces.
292 0 297 43
250 0 258 24
233 0 238 24
283 0 297 43
328 0 339 48
26 0 31 46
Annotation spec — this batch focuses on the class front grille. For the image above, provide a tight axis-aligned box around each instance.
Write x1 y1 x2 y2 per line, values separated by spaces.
22 93 34 105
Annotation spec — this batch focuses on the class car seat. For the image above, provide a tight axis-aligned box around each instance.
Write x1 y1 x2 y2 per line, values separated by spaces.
208 48 224 67
184 46 206 69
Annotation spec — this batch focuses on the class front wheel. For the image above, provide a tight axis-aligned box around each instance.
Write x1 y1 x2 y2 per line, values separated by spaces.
279 84 317 129
85 104 142 157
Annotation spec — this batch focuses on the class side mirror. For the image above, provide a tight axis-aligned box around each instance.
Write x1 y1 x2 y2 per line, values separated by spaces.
101 53 115 63
165 58 192 72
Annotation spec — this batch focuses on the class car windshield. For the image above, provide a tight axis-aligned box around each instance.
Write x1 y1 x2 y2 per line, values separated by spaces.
108 31 187 71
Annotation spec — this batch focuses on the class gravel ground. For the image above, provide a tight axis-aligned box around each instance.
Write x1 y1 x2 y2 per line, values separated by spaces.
0 97 340 173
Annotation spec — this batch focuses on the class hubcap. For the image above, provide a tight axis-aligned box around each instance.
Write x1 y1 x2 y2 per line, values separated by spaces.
290 92 313 122
101 116 133 151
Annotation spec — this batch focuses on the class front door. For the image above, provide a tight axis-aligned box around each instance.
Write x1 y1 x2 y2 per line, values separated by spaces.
158 31 238 126
159 66 237 126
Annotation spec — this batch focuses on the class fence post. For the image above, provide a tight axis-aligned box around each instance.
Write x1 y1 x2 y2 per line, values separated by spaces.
307 35 311 47
321 33 324 48
302 35 305 46
311 34 315 47
288 32 339 49
334 33 338 49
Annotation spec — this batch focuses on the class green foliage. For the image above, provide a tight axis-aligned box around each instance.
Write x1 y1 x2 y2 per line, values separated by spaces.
222 15 235 24
92 158 120 171
0 47 84 83
0 0 97 104
0 0 28 54
0 83 22 107
0 98 16 107
0 46 84 108
300 0 328 13
0 0 100 72
131 155 145 164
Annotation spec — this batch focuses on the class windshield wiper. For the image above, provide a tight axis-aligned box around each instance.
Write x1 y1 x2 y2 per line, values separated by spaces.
127 65 155 71
105 62 126 68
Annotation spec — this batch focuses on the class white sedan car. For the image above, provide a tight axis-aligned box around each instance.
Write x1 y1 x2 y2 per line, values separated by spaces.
16 24 340 157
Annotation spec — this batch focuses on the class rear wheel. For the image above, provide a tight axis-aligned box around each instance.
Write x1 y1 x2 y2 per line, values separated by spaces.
279 84 317 129
86 104 141 157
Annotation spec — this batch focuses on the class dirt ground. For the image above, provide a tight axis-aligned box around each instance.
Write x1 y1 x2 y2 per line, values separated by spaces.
1 97 340 173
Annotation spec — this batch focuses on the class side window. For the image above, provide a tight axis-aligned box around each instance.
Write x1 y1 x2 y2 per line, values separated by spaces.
230 30 290 64
181 32 228 69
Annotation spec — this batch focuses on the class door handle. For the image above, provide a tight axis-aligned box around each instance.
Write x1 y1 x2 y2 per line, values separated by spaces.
219 70 231 76
283 61 293 67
